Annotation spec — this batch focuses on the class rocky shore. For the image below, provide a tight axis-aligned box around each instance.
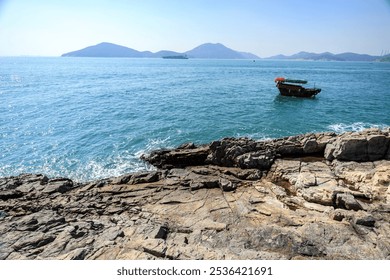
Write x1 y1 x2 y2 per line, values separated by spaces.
1 128 389 260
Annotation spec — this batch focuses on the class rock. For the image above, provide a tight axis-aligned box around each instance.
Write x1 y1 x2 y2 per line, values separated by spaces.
334 193 363 211
324 143 336 161
12 232 56 251
112 174 133 185
235 151 275 170
207 138 258 167
325 131 390 162
355 215 376 227
387 145 390 160
0 210 8 219
42 178 74 194
330 209 347 221
371 163 390 187
218 178 236 192
178 142 196 149
223 168 262 180
276 143 304 156
303 139 319 154
128 171 161 184
101 227 125 241
295 172 316 188
332 137 369 161
142 239 167 258
143 129 388 169
0 190 24 200
367 135 389 161
154 225 169 240
296 241 324 257
1 128 389 260
143 146 209 169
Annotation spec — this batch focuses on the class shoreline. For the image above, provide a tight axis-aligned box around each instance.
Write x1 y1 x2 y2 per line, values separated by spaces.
1 128 389 260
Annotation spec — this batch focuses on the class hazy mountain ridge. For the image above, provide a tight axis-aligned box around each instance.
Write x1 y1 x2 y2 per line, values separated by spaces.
379 54 390 62
61 42 260 59
266 51 381 61
62 42 386 61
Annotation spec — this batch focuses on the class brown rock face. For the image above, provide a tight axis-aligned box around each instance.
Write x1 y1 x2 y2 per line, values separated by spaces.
324 128 390 161
1 129 389 260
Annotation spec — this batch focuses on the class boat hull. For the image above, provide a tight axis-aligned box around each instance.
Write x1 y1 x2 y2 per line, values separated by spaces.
276 82 321 98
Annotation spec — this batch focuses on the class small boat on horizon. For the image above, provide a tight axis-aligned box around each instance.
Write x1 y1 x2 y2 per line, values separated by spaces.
162 54 188 59
274 77 321 98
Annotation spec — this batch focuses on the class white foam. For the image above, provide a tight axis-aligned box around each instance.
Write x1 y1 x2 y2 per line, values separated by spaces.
35 151 152 183
74 152 157 182
0 136 176 183
145 136 172 150
327 122 388 134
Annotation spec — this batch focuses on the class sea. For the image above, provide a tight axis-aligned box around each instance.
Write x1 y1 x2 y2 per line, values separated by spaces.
1 57 389 182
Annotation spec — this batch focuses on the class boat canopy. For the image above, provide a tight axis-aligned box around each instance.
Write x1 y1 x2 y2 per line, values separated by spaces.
274 77 308 84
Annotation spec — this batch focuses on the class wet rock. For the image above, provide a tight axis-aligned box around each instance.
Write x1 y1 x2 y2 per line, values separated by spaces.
143 146 209 169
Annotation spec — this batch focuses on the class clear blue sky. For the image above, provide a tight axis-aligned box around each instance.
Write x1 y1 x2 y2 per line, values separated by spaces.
1 0 390 57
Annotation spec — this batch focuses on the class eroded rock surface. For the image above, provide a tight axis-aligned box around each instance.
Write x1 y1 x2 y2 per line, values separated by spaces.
1 129 389 260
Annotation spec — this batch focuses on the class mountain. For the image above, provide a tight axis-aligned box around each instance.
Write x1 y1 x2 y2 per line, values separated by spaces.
185 43 259 59
154 50 184 57
239 52 259 59
379 55 390 62
61 42 146 57
266 51 380 61
61 42 260 59
335 52 380 61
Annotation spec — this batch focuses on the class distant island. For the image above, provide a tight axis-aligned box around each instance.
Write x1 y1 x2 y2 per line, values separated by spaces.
61 42 259 59
61 42 388 61
379 55 390 62
266 51 382 62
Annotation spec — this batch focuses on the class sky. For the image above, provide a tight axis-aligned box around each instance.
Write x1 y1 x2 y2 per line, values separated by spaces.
0 0 390 57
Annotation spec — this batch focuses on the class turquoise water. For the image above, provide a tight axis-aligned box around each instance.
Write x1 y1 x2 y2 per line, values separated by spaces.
1 57 389 181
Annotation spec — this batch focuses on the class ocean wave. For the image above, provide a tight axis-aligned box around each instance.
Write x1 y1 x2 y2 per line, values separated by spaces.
0 136 177 182
39 153 154 183
144 136 173 151
327 122 388 134
0 152 149 183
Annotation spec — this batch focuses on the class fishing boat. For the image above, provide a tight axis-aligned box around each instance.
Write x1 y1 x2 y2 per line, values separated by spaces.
274 77 321 98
